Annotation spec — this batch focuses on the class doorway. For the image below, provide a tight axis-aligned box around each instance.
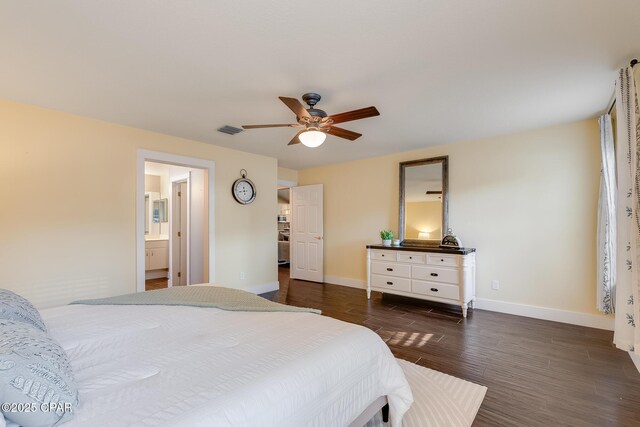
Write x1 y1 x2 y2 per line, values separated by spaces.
136 150 215 293
275 180 325 284
277 187 291 268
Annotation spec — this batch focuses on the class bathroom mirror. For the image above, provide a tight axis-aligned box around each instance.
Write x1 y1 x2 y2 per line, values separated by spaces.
145 191 160 235
399 156 449 245
153 198 168 223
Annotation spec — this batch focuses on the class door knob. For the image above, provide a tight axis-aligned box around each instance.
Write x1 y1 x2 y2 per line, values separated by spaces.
314 236 323 240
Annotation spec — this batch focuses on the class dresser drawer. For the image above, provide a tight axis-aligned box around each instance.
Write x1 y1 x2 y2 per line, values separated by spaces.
412 280 460 301
371 261 412 278
427 254 459 267
412 265 459 284
397 252 426 264
371 274 411 292
371 250 397 262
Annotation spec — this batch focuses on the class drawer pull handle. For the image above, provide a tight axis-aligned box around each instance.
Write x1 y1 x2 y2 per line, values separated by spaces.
441 259 444 262
386 268 393 271
381 254 385 257
409 256 412 259
430 288 439 292
387 281 393 285
430 273 438 277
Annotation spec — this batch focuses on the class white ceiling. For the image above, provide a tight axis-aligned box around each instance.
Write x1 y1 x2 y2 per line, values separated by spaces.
1 1 638 169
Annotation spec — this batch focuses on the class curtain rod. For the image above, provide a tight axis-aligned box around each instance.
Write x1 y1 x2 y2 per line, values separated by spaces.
607 59 638 115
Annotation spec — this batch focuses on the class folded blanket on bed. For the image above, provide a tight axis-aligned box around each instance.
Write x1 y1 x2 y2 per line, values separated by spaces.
71 286 321 314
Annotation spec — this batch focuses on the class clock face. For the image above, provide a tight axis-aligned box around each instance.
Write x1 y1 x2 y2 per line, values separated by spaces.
233 178 256 204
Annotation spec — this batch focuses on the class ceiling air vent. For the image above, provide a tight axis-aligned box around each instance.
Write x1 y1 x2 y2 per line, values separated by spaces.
217 125 244 136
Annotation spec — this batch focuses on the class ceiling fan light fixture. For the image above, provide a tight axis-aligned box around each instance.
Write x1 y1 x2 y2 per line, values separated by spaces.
299 130 326 148
242 94 379 146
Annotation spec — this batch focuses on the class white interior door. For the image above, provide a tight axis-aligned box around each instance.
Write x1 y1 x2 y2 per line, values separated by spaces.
291 184 324 282
188 169 207 284
172 180 189 286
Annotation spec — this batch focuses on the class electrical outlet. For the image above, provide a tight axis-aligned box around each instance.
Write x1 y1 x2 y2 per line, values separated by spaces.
240 272 246 280
491 280 500 290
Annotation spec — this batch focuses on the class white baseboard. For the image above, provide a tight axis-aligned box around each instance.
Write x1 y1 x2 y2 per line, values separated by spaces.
629 352 640 373
474 298 614 331
247 281 280 295
321 276 614 331
324 275 366 290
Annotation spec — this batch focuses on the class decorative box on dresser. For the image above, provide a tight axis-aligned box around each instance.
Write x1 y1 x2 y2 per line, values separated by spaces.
366 245 477 317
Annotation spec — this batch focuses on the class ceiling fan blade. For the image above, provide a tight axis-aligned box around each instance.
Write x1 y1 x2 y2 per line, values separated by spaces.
326 126 362 141
288 130 305 145
328 106 379 124
279 97 311 119
242 124 300 129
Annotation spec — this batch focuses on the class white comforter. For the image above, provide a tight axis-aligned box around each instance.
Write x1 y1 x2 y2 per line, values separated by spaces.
39 304 413 426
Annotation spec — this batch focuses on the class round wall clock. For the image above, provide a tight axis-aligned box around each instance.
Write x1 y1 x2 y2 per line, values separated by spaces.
232 169 257 205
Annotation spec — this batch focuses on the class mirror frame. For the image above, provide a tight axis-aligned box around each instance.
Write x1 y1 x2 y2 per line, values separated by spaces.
399 156 449 246
153 198 168 223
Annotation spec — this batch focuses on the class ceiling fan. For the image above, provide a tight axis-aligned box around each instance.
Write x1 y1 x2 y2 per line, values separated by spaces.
242 93 380 148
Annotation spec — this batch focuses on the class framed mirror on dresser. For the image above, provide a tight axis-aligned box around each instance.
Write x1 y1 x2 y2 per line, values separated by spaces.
399 156 449 245
366 156 477 317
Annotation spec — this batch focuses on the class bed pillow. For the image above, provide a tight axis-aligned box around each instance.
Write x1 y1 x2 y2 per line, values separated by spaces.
0 289 47 332
0 319 77 427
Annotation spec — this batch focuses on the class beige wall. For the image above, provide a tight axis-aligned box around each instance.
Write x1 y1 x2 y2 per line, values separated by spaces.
277 167 298 185
299 119 602 316
0 99 278 308
405 201 442 239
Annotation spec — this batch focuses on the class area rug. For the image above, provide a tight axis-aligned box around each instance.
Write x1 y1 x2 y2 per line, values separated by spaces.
366 358 487 427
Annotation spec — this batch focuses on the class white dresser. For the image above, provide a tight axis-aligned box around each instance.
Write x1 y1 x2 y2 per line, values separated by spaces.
366 245 476 317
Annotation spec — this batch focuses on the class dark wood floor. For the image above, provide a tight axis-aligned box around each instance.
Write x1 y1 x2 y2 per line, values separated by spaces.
145 277 168 291
263 267 640 426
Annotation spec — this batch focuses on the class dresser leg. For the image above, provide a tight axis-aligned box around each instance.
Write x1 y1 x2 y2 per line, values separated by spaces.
462 303 468 318
366 248 371 300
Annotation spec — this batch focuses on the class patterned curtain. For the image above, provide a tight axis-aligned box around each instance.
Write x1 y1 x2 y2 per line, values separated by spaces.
597 114 616 314
613 66 640 353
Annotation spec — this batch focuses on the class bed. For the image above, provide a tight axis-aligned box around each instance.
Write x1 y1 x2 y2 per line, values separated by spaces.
31 295 413 426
